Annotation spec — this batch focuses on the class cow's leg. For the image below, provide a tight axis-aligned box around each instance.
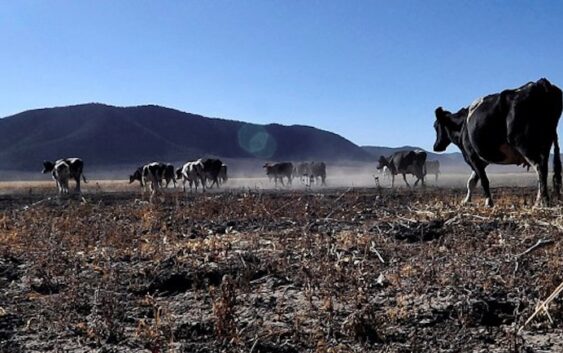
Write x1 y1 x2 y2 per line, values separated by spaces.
75 176 81 193
462 171 480 204
527 155 549 207
391 174 395 188
402 173 410 188
472 165 492 207
200 176 206 192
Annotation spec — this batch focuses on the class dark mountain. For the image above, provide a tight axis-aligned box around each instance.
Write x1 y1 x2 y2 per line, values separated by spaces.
0 103 373 171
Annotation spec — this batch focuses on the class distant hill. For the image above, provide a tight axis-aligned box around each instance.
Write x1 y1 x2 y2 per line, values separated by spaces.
0 103 373 171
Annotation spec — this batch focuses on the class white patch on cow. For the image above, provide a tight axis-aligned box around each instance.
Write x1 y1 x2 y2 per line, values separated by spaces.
52 160 70 194
467 97 485 122
179 160 206 192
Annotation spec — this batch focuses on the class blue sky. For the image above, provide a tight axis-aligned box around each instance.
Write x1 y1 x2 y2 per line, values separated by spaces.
1 1 562 150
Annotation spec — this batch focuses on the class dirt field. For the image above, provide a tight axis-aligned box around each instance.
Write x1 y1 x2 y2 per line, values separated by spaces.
0 181 562 352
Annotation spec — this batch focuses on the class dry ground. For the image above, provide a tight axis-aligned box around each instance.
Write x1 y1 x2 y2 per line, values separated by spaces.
0 181 562 352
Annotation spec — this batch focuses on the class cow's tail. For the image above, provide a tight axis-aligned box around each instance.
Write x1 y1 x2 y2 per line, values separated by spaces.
553 132 561 198
82 173 88 184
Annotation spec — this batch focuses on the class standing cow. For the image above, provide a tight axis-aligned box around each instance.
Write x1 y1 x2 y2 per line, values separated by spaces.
309 162 327 186
202 158 223 189
264 162 293 186
176 160 206 192
295 162 312 185
425 160 441 182
433 78 562 207
160 164 176 188
42 158 87 193
142 162 165 195
376 150 426 188
52 160 71 194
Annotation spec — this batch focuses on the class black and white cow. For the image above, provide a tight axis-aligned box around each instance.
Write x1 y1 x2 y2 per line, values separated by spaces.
295 162 312 184
425 160 441 182
176 160 206 192
264 162 293 186
376 150 426 188
202 158 223 188
142 162 164 194
434 78 562 207
52 160 71 194
160 164 176 188
42 157 87 193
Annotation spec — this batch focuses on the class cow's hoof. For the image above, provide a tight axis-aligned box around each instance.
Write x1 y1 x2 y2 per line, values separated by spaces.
461 198 471 205
485 198 494 207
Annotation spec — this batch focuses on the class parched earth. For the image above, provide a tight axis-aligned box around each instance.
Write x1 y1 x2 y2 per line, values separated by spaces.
0 187 561 352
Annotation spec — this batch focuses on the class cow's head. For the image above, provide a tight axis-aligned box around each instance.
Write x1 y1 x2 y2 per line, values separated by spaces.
376 156 388 170
129 168 142 184
433 107 452 152
175 168 183 180
42 161 54 173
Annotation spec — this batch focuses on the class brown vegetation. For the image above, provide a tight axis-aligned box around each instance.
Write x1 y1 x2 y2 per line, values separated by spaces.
0 187 561 352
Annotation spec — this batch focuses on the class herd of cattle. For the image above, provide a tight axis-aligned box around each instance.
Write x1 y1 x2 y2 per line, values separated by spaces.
37 78 563 207
40 158 333 195
41 154 440 195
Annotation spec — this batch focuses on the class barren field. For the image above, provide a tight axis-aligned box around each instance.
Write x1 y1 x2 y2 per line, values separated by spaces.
0 182 562 352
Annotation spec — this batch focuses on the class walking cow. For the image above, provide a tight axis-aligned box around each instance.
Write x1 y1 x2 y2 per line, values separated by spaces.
176 160 206 192
202 158 223 189
433 78 562 207
376 150 426 188
264 162 293 186
425 160 441 182
42 157 87 193
160 163 176 188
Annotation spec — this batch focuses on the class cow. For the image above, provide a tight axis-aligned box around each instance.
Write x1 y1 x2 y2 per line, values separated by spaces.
309 162 327 186
425 160 441 182
52 160 71 195
264 162 293 186
202 158 223 188
295 162 312 184
218 164 228 185
433 78 562 207
160 163 176 188
142 162 164 194
176 160 206 192
376 150 426 188
42 158 87 193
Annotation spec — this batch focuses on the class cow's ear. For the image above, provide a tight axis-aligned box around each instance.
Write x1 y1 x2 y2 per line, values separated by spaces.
435 107 448 123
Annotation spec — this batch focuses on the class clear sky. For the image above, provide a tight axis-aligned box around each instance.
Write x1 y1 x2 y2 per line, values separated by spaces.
1 1 562 150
